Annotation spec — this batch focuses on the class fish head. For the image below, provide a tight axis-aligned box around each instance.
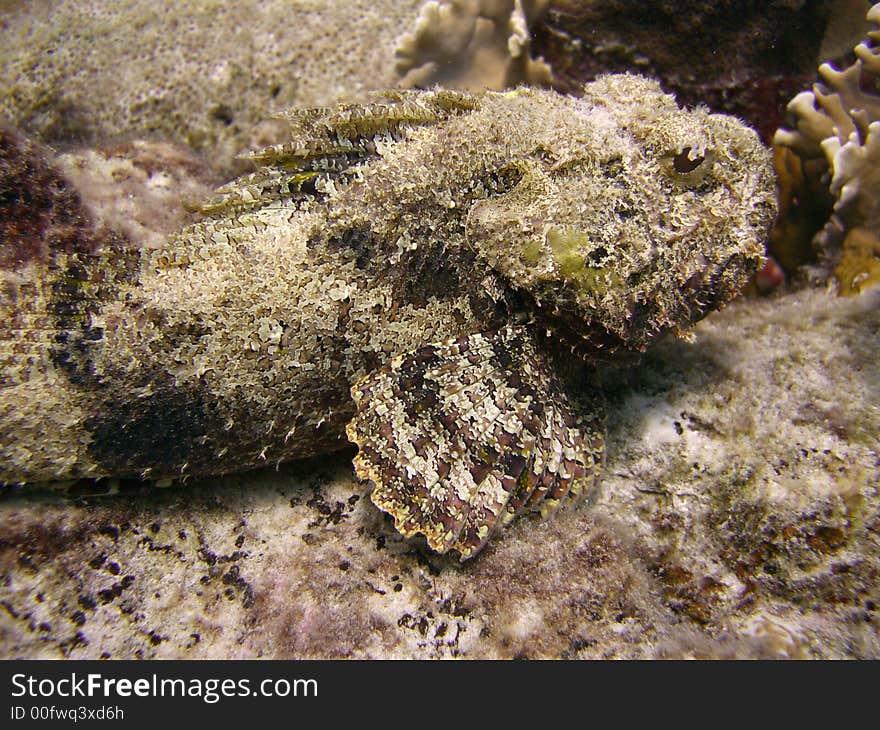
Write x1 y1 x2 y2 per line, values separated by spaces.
466 77 777 352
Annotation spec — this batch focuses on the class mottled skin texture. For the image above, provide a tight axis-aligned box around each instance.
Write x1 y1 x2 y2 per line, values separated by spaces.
0 76 777 558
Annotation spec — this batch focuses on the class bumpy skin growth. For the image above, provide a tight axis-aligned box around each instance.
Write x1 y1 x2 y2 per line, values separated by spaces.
0 76 776 558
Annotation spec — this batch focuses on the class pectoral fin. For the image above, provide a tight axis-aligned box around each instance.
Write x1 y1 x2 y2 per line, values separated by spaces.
346 324 605 560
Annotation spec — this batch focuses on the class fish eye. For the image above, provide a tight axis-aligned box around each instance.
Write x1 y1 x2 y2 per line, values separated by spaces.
672 147 705 174
665 146 714 186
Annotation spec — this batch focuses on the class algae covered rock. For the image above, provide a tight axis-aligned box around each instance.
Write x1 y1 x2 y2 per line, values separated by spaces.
0 0 427 175
532 0 847 143
0 124 102 270
0 124 216 267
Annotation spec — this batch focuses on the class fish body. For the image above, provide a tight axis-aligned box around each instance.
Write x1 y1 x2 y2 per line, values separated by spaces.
1 76 777 557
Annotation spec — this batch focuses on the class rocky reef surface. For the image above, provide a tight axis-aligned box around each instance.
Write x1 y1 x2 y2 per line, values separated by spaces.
1 287 876 659
532 0 862 144
0 0 427 176
0 124 216 267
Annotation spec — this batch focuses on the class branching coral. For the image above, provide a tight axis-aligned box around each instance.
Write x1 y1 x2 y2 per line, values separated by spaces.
774 2 880 294
395 0 552 90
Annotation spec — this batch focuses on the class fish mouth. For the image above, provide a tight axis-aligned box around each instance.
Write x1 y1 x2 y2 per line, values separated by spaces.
681 250 765 324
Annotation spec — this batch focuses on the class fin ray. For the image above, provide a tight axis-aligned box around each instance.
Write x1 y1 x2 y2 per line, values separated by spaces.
347 324 605 560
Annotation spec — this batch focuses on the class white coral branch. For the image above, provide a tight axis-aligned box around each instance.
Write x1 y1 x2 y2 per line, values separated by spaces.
774 2 880 244
825 121 880 225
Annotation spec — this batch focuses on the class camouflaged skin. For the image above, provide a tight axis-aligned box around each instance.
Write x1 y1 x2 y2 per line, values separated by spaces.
348 324 606 558
0 77 777 558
